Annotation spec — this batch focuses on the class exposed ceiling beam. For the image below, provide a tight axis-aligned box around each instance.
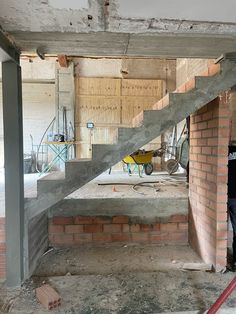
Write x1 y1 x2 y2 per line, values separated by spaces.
0 30 20 63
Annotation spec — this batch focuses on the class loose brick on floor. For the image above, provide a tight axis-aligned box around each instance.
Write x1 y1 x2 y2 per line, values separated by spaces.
36 284 61 310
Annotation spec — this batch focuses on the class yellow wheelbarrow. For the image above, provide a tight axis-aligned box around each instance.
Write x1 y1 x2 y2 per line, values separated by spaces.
123 150 156 176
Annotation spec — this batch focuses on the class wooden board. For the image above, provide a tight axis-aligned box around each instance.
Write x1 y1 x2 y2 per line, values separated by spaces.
76 96 121 124
121 79 163 97
121 96 157 125
76 78 120 96
75 77 163 169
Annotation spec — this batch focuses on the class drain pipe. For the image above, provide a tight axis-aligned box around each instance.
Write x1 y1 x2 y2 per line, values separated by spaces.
207 276 236 314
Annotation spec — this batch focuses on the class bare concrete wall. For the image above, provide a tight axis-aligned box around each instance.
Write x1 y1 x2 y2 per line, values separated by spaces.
27 211 48 277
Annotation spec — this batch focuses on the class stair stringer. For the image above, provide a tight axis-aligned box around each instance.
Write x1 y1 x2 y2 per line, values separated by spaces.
25 59 236 220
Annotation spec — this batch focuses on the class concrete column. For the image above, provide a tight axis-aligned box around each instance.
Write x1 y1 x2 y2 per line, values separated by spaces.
2 61 24 286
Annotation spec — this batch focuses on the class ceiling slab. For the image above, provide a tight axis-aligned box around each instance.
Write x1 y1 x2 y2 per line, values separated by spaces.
1 0 236 57
10 31 236 58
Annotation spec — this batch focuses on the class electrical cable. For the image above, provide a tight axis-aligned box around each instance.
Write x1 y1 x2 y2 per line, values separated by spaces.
35 116 56 173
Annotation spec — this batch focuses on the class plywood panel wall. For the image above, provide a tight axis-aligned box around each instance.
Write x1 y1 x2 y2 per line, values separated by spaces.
75 77 163 169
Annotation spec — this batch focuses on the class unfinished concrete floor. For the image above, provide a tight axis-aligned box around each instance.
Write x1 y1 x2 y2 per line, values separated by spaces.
1 244 236 313
67 171 187 200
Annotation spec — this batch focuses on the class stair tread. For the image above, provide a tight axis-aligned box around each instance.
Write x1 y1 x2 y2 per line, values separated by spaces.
67 158 92 163
38 171 65 181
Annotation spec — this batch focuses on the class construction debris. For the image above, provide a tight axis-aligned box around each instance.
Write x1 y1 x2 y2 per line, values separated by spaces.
35 284 61 310
181 262 213 272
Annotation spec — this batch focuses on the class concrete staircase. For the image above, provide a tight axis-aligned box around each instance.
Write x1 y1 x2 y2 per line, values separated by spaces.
25 55 236 219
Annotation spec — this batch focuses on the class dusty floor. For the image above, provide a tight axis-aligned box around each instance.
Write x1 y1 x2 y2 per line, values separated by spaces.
1 244 236 313
67 171 187 200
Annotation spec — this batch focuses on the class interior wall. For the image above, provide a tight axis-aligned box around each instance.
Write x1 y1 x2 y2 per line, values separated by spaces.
0 58 56 168
74 57 176 170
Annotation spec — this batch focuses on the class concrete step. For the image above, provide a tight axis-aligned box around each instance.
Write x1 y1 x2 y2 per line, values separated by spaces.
37 171 66 195
65 158 92 179
195 75 216 90
91 144 122 165
117 127 140 143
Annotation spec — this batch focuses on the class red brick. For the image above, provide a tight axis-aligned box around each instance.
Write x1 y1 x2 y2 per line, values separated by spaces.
65 225 84 234
208 63 220 76
52 234 74 245
74 216 94 224
58 54 68 68
36 284 61 310
122 224 130 232
185 78 195 92
92 233 112 242
171 232 188 243
111 233 131 242
52 217 73 225
0 230 5 242
160 223 178 232
131 233 149 242
74 234 92 243
112 216 129 224
48 225 64 234
130 224 140 233
201 146 212 155
84 224 102 233
153 223 160 231
178 223 188 230
140 224 153 232
150 233 170 243
176 83 186 93
103 224 121 233
93 216 112 224
0 243 6 253
162 94 170 108
170 214 188 223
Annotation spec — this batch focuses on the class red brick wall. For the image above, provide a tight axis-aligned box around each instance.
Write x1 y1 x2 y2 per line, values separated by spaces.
49 214 188 247
189 93 230 270
0 217 6 279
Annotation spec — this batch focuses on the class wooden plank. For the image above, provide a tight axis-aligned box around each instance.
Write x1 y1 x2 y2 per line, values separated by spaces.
121 79 163 97
76 78 120 96
76 96 120 124
121 96 158 124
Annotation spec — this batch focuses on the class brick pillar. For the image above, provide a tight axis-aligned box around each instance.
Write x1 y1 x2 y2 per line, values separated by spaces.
189 92 230 270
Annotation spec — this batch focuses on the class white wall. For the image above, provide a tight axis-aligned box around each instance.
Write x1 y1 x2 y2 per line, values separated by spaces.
0 58 56 168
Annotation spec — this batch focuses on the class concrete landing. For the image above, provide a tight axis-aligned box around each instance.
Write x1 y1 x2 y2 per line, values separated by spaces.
50 171 188 221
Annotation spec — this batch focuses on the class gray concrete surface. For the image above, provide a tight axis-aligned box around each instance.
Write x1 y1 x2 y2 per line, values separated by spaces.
50 171 188 221
2 1 236 58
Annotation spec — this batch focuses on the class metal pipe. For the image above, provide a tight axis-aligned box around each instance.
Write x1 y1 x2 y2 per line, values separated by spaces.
207 276 236 314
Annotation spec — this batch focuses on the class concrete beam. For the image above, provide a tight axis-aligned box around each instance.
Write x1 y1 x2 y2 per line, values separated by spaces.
0 30 20 63
8 31 236 58
2 61 24 286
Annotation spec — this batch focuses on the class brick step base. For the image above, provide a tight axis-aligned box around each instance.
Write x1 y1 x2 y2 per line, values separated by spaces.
0 217 6 279
49 214 189 247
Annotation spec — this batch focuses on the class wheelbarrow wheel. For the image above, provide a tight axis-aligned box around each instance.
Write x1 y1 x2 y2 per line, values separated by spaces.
165 159 179 175
144 163 153 175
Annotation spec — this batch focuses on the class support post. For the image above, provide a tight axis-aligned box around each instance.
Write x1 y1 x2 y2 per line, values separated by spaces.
2 60 24 286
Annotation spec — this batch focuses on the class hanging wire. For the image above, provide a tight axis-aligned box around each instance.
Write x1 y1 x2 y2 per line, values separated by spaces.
35 116 56 173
